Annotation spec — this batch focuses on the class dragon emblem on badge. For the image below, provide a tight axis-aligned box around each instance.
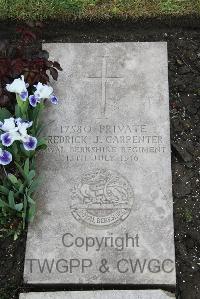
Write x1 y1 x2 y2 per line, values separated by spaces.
70 168 134 229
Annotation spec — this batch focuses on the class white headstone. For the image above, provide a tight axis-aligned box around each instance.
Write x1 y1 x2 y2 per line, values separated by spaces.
24 43 176 285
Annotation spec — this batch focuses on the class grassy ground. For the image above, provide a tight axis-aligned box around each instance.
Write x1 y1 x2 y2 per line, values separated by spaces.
0 0 200 21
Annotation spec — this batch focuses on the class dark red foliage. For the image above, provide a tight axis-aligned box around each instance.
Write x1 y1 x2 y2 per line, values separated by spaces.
0 23 62 108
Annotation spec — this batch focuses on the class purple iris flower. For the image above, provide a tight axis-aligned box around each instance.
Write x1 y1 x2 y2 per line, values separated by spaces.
0 117 37 151
20 90 28 101
0 149 12 165
29 83 59 107
23 136 37 151
50 95 58 105
1 132 14 147
29 95 40 107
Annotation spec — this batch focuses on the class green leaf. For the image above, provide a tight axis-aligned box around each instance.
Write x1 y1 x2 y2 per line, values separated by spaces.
28 202 36 222
23 194 28 228
15 104 21 118
27 170 36 183
15 162 26 179
0 108 12 121
30 157 36 170
37 138 47 147
18 183 24 194
27 196 35 205
24 158 30 176
35 123 46 137
36 138 47 151
32 104 40 121
15 203 23 212
8 174 18 185
28 176 42 195
15 183 24 198
11 142 19 161
0 198 9 208
20 144 31 158
16 95 29 118
0 185 9 195
8 191 15 209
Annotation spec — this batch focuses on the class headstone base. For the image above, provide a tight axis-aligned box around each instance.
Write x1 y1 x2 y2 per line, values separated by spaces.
19 290 175 299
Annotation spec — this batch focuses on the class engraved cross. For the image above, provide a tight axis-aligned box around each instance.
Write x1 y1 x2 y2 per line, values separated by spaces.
88 56 123 118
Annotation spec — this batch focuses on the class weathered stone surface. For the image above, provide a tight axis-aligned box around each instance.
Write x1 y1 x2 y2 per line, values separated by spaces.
24 43 176 285
20 290 175 299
